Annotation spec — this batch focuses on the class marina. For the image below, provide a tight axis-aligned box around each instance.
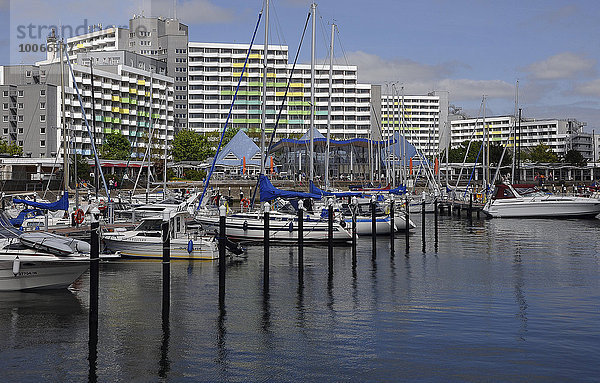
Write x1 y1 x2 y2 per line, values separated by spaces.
1 212 599 381
2 0 600 381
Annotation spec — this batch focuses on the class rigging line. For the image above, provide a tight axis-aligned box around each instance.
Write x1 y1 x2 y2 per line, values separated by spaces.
249 11 312 209
270 0 287 47
64 49 111 201
197 10 263 209
335 26 351 68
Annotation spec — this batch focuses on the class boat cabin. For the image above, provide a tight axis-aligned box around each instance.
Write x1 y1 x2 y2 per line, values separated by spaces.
134 210 188 239
491 184 545 199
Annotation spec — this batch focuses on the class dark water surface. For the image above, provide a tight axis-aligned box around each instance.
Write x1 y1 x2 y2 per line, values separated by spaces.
1 216 599 382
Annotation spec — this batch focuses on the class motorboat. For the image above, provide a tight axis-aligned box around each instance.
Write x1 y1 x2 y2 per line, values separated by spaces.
102 210 222 260
0 219 90 291
338 201 415 235
483 183 600 218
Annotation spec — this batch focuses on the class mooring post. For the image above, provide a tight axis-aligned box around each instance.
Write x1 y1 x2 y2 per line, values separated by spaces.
263 202 270 290
405 197 410 254
371 195 377 258
297 199 304 281
389 199 395 256
328 202 333 273
469 193 473 215
434 197 439 251
219 204 226 301
161 218 171 323
88 221 100 382
421 199 426 253
351 196 358 267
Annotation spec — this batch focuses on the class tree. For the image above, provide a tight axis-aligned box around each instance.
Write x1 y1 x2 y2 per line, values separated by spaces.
526 144 559 163
0 139 23 156
206 127 239 147
100 132 131 160
564 149 586 166
171 129 213 162
70 155 91 182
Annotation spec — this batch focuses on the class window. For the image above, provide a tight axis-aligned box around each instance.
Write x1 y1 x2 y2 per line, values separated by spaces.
25 70 31 77
2 116 7 122
2 103 7 110
2 91 8 97
40 102 45 109
40 115 45 122
18 115 23 122
18 127 23 134
18 90 24 97
40 89 46 96
40 127 45 134
18 103 23 109
40 140 46 147
18 140 23 146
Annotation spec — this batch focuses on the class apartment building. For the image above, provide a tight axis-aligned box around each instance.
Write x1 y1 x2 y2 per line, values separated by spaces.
187 42 372 139
0 66 58 158
379 91 449 157
65 15 188 129
450 116 592 160
1 51 174 160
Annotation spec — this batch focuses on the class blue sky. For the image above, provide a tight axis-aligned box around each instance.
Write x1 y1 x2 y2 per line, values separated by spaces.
1 0 600 131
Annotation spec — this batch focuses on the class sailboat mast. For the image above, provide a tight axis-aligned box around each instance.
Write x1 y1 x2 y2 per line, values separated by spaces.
483 96 488 194
325 22 334 190
511 80 519 183
261 0 269 177
309 2 316 183
59 39 69 191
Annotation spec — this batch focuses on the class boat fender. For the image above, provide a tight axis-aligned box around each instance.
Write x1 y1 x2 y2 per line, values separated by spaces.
187 239 194 253
243 220 248 231
12 256 20 276
288 221 294 232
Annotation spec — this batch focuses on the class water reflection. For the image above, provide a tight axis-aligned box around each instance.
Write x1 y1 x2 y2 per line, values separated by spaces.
513 246 528 342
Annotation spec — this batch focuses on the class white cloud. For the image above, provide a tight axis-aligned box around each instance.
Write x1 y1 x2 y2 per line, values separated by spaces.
340 50 513 102
524 52 595 80
575 79 600 97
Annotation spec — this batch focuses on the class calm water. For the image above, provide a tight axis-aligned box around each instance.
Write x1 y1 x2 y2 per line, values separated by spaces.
1 215 600 382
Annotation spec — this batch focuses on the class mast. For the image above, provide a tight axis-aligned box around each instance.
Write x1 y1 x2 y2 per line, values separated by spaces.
260 0 269 178
309 2 316 183
325 22 334 190
511 80 519 183
483 96 489 195
391 83 396 187
401 86 406 185
59 39 69 191
162 75 168 196
90 59 99 199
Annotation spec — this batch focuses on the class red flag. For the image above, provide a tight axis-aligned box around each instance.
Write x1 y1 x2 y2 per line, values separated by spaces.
243 156 246 174
270 156 274 174
409 158 413 175
434 157 439 175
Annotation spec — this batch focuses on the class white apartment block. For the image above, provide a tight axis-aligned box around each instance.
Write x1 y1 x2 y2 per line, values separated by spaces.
30 50 174 158
187 42 372 138
380 91 449 158
451 116 591 159
65 26 129 57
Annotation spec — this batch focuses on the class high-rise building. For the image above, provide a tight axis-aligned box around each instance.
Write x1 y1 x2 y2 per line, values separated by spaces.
450 116 591 160
66 16 189 129
379 91 449 158
187 42 372 139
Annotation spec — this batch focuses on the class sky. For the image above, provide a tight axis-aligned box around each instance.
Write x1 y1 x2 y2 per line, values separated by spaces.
1 0 600 131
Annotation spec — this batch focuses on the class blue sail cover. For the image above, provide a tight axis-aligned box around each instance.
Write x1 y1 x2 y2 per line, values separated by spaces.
309 180 363 198
259 175 322 202
13 191 69 211
388 185 407 195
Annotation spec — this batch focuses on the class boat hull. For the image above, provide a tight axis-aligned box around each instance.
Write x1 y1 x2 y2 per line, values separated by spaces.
483 198 600 218
195 214 352 244
103 236 219 260
0 255 89 291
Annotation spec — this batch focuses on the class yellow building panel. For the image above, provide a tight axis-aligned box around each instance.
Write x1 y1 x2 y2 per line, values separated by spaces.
267 73 276 78
249 54 262 59
290 83 304 88
137 80 146 86
232 63 245 68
